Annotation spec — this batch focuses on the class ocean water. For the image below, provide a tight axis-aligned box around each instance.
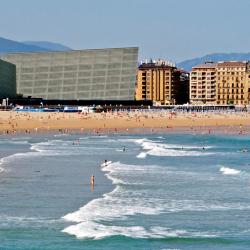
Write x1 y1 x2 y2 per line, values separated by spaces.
0 133 250 250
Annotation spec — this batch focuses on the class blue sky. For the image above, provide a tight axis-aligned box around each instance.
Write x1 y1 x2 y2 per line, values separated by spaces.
1 0 250 62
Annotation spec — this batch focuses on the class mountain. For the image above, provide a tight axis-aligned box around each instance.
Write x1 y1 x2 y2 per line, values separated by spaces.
23 41 71 51
178 53 250 71
0 37 51 54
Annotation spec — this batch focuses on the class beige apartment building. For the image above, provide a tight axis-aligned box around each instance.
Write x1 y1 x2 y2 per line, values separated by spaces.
189 62 217 104
216 61 248 105
190 61 250 105
135 60 188 105
246 62 250 103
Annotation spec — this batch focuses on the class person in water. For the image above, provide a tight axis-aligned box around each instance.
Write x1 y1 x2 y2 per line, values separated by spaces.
123 146 126 152
91 175 95 186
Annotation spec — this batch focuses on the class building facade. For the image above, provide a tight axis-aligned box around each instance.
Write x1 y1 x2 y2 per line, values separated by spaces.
216 61 248 105
190 62 217 104
0 59 16 98
1 47 138 100
135 60 187 105
247 63 250 103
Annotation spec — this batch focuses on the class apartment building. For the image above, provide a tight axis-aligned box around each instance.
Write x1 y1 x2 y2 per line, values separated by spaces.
216 61 248 105
135 60 187 105
247 63 250 103
189 62 217 104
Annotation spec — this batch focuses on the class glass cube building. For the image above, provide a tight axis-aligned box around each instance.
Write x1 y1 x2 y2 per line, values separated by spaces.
0 59 16 98
1 47 138 100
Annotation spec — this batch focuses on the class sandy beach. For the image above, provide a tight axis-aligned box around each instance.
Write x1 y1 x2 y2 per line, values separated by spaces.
0 110 250 135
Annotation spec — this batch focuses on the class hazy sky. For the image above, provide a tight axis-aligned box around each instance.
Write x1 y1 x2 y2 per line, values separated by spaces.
1 0 250 62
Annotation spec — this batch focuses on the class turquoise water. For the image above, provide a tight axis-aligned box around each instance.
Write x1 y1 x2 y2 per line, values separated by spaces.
0 133 250 250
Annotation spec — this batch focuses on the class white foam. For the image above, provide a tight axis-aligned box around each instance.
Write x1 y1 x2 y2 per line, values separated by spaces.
63 222 150 239
137 152 147 158
62 185 162 224
62 221 216 240
30 140 84 156
0 215 59 226
53 134 69 137
100 161 112 167
10 137 32 140
134 138 214 158
220 167 241 175
137 147 212 158
149 148 213 157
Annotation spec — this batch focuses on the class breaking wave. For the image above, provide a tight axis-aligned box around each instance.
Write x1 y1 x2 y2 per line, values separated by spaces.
134 138 214 158
220 166 241 175
62 161 248 240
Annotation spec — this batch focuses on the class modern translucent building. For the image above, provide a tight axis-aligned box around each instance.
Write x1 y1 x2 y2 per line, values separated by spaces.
0 59 16 98
1 47 138 100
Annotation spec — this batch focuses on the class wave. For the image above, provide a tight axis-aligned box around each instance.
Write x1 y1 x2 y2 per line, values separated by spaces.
0 139 83 173
137 152 147 158
135 138 213 150
0 140 29 145
30 140 87 156
220 166 241 175
134 138 214 158
139 147 212 157
62 222 217 240
0 214 59 227
62 161 249 240
53 133 69 137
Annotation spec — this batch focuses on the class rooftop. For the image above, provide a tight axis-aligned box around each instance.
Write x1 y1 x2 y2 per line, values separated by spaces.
192 62 217 69
217 61 247 67
138 62 175 70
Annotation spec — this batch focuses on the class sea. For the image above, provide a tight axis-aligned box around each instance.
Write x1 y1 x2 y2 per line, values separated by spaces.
0 132 250 250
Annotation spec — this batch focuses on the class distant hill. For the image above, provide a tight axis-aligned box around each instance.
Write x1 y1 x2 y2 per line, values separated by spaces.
0 37 51 55
178 53 250 71
23 41 71 51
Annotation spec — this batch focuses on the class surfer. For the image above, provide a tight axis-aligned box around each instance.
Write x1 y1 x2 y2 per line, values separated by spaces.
104 160 108 166
123 146 126 152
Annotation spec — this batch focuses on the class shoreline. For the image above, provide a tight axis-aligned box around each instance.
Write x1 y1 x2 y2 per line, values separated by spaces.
0 126 249 138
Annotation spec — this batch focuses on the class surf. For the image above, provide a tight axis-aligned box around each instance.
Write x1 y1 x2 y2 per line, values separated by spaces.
220 166 241 175
62 161 245 240
134 138 214 158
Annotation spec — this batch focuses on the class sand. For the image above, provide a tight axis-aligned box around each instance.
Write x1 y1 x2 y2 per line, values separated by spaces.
0 110 250 135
